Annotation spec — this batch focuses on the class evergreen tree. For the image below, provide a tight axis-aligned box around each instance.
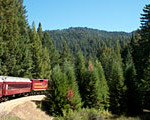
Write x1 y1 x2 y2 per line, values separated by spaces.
0 0 21 76
62 61 82 110
60 41 73 65
0 0 33 77
46 65 69 116
142 56 150 109
82 60 102 109
37 22 44 41
43 31 60 68
0 37 5 75
124 48 142 115
114 41 122 62
108 58 125 114
17 0 33 77
136 4 150 108
75 52 86 96
140 4 150 61
97 43 112 81
95 60 109 109
29 22 48 78
39 47 51 79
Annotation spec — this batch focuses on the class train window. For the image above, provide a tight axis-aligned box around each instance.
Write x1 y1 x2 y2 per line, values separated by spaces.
8 84 31 89
40 80 43 82
33 80 38 82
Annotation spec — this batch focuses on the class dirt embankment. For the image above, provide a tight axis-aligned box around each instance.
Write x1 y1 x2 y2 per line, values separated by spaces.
0 95 53 120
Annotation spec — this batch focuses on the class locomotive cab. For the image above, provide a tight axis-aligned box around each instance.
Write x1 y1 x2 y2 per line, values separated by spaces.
31 79 48 91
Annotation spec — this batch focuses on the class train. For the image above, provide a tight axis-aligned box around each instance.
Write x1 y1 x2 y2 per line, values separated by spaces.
0 76 51 102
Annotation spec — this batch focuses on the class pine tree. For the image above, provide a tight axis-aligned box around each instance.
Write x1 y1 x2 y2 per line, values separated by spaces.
43 31 60 68
36 23 51 79
37 22 44 41
17 0 33 77
95 60 109 109
136 4 150 109
29 22 46 78
82 60 102 109
39 47 51 79
124 48 142 115
140 4 150 59
138 4 150 78
62 61 82 110
0 37 4 75
60 41 73 65
46 65 69 116
108 57 125 114
0 0 21 76
0 0 33 77
75 52 86 96
114 41 122 63
97 43 112 81
142 56 150 109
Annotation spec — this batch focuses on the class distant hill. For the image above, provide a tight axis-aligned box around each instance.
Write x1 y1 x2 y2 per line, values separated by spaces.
46 27 132 57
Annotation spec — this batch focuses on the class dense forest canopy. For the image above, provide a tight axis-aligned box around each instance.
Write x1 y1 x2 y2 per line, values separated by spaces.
47 27 132 58
0 0 150 119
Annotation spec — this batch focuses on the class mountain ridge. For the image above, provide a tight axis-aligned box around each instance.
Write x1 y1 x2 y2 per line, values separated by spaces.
46 27 132 57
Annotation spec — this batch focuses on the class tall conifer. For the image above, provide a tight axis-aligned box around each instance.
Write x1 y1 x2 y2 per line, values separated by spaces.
83 60 102 109
62 61 82 110
108 57 125 114
95 60 109 109
17 0 33 77
75 52 86 96
43 31 60 68
60 41 73 65
124 49 142 115
29 22 45 78
46 65 69 116
0 0 21 76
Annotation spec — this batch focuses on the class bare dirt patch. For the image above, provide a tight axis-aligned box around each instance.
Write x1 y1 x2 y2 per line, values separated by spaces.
0 95 53 120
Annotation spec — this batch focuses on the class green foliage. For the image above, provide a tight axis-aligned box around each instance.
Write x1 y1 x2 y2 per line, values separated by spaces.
75 52 86 97
47 27 131 58
46 65 69 116
40 47 51 79
60 41 74 65
43 31 60 68
17 0 33 77
123 48 142 115
37 22 44 41
0 0 20 76
54 108 105 120
97 43 112 81
29 22 51 78
95 60 109 109
138 4 150 109
1 1 150 118
62 61 82 110
142 56 150 108
82 60 102 109
0 0 33 77
108 58 125 114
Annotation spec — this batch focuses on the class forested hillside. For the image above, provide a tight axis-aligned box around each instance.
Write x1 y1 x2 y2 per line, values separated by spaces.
0 0 150 119
47 27 132 58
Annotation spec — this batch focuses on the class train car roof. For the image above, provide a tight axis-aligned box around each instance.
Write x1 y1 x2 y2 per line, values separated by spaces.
0 76 31 82
0 76 3 82
31 79 49 81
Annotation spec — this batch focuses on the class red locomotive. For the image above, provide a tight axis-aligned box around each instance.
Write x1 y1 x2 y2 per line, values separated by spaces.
0 76 50 102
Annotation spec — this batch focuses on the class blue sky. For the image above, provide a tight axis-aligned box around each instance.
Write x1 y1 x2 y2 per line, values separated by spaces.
24 0 149 32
